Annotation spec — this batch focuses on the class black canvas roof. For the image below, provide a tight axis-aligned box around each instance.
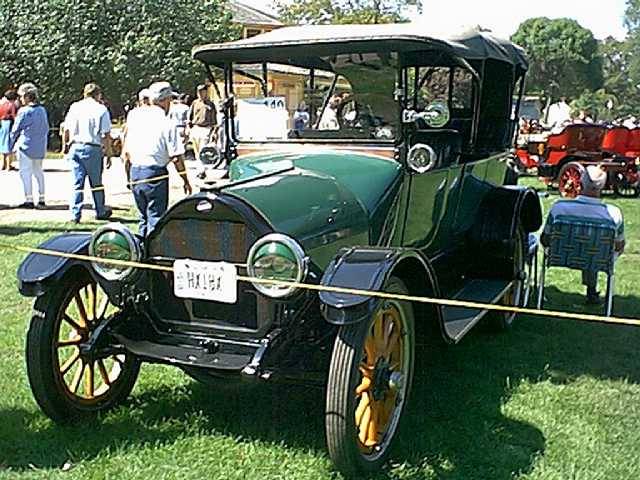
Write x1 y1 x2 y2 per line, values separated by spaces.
193 24 528 71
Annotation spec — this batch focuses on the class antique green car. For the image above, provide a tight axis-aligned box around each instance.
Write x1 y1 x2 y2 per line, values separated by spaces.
17 25 541 475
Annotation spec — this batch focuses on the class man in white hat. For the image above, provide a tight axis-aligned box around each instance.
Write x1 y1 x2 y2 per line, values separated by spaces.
123 81 192 236
138 88 151 106
541 165 625 304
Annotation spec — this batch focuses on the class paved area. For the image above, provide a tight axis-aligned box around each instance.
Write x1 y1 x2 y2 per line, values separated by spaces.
0 157 224 225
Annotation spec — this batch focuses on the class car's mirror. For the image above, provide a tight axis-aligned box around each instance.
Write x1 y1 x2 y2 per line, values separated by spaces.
402 101 451 128
407 143 438 174
420 101 450 128
200 144 223 168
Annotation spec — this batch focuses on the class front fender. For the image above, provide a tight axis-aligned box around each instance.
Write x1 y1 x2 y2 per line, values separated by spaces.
319 247 444 336
17 233 91 297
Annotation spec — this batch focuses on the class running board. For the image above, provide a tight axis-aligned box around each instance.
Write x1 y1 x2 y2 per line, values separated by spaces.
443 279 512 343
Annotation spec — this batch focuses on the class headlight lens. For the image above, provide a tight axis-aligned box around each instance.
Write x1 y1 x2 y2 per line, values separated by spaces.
89 223 141 281
247 234 307 298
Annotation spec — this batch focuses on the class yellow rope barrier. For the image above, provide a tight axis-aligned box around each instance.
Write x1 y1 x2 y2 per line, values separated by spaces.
3 242 640 328
72 169 187 195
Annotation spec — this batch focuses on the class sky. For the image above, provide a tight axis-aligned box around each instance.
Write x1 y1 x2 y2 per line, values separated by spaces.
242 0 629 40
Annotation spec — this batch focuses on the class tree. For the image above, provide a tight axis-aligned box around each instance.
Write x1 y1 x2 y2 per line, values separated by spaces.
0 0 239 121
598 37 638 118
570 89 617 122
511 17 603 100
275 0 420 25
622 0 640 116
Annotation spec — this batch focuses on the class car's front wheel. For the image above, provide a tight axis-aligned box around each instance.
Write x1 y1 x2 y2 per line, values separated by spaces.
325 277 414 475
26 270 140 423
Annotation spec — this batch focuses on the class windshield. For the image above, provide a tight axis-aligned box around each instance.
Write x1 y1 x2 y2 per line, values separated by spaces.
519 99 542 120
230 52 398 142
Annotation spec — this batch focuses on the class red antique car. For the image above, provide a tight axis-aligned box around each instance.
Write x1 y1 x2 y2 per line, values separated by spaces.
517 124 640 197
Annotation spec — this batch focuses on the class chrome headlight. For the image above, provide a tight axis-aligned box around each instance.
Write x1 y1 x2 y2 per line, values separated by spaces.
247 233 308 298
89 223 141 281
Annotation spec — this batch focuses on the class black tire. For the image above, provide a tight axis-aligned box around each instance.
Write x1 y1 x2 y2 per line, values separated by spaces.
326 277 415 476
613 181 640 198
488 227 527 331
26 269 140 423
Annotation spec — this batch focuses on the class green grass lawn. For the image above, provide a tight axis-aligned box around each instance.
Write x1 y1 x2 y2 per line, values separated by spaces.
1 182 640 479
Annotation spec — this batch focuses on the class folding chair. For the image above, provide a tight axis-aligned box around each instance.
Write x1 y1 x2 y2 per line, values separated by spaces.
523 233 539 307
537 217 618 316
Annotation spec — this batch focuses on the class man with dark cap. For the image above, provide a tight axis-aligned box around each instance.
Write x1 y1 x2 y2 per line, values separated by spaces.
123 81 192 236
63 82 113 223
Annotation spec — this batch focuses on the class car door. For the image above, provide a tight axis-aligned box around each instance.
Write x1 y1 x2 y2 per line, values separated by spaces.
451 157 493 240
400 130 462 255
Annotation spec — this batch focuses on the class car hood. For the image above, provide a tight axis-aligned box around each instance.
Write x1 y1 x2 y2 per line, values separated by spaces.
223 150 402 268
228 150 401 214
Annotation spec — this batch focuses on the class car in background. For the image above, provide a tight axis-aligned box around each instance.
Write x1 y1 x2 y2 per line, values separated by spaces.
518 123 640 197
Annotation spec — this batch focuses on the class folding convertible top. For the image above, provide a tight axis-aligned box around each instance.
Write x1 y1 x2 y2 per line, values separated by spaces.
192 23 528 72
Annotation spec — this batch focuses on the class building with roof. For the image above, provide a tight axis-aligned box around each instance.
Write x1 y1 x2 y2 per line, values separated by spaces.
230 1 284 38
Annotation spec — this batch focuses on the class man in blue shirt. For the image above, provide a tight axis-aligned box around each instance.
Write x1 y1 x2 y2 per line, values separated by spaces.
541 165 625 304
9 83 49 208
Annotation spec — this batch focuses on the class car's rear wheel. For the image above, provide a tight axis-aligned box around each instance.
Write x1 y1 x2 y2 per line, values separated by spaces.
26 270 140 423
325 277 414 475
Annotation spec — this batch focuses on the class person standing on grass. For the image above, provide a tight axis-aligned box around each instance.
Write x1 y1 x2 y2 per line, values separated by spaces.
123 81 192 236
9 83 49 208
0 90 19 171
188 84 217 179
62 82 113 223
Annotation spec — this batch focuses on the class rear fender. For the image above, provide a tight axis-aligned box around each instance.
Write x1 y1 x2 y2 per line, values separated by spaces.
319 247 446 340
17 233 93 297
467 185 541 279
471 185 542 243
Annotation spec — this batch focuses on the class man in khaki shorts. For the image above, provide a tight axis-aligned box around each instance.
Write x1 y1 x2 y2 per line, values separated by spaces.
188 84 217 179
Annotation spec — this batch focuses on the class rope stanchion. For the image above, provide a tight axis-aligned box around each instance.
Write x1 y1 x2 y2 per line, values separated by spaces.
2 242 640 328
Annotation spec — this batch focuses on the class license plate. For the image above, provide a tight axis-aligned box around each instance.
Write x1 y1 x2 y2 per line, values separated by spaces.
173 259 237 304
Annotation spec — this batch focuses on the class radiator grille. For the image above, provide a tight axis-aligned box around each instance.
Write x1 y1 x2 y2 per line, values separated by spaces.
148 218 257 264
147 216 263 330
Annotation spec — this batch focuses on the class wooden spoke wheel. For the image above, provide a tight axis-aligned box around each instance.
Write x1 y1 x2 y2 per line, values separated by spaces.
326 277 414 475
26 270 139 423
489 227 526 331
558 162 585 198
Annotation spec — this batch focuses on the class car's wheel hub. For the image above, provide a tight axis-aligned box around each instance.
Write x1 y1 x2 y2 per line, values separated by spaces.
354 303 407 450
55 282 129 402
371 357 392 401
